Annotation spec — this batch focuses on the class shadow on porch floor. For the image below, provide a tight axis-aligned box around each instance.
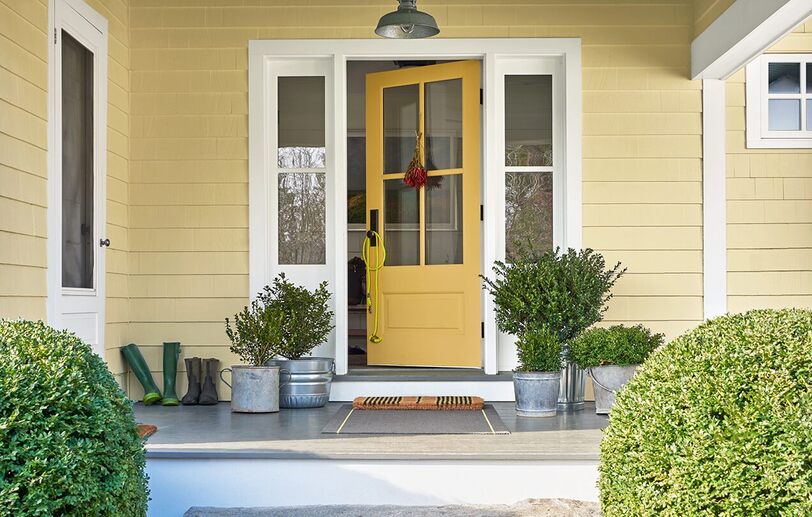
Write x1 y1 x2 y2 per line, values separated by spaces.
135 402 605 461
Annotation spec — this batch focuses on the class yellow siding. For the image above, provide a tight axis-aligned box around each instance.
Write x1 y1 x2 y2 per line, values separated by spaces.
693 0 735 36
726 21 812 314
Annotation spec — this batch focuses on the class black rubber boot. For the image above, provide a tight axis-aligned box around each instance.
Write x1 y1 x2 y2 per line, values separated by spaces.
121 344 162 405
181 357 201 405
161 342 181 406
198 358 220 405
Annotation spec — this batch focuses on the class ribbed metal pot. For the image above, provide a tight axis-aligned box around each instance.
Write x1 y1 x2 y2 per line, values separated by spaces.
513 371 561 417
264 357 334 408
557 361 586 412
589 364 638 414
220 365 280 413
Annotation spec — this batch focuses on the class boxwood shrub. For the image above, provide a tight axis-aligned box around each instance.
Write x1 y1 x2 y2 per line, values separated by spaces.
600 309 812 516
570 324 663 369
0 320 149 516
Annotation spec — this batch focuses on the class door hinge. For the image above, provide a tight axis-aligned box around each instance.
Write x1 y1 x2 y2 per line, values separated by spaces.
54 29 57 44
480 204 484 221
479 88 483 105
481 322 485 338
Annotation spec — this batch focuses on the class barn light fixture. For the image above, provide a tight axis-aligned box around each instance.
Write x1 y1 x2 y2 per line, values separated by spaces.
375 0 440 39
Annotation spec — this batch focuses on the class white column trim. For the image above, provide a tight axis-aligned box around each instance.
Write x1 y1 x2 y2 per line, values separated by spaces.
702 79 727 319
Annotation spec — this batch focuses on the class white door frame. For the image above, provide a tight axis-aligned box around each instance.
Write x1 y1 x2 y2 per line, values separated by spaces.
249 39 582 375
47 0 108 357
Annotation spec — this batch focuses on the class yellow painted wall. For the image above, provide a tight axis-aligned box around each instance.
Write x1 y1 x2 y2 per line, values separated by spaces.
726 20 812 313
693 0 735 36
0 0 130 389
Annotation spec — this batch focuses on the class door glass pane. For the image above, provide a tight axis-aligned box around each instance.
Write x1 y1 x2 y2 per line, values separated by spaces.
384 179 419 265
278 77 325 168
425 79 462 171
505 75 552 167
768 62 800 94
383 84 419 173
61 31 94 289
278 173 326 264
506 171 553 261
426 175 463 265
769 99 801 131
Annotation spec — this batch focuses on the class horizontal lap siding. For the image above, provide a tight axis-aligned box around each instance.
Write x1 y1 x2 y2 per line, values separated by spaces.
726 22 812 315
128 0 700 396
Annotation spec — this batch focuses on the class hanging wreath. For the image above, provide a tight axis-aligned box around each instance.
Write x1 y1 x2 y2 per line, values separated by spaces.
403 131 427 189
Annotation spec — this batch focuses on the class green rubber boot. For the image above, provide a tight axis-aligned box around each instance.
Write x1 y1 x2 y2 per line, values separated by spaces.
162 342 181 406
121 344 162 405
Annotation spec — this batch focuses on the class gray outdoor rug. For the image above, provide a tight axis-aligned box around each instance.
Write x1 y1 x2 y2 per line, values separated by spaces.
321 404 510 435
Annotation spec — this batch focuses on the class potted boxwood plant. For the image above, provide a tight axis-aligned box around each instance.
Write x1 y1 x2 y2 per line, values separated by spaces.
482 247 624 417
512 326 565 416
260 274 336 408
570 324 663 414
224 293 286 413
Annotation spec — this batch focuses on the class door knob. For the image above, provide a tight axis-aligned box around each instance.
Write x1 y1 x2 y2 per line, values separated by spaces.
99 238 111 247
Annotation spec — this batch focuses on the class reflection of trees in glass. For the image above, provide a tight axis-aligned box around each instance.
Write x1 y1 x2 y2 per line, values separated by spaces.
505 144 552 167
278 173 326 264
278 147 326 169
347 191 365 224
506 171 553 261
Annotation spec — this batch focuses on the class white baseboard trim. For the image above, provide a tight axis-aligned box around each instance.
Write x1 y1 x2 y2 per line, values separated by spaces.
329 381 516 401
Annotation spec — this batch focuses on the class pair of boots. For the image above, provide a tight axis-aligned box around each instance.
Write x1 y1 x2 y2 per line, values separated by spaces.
121 342 181 406
181 358 219 405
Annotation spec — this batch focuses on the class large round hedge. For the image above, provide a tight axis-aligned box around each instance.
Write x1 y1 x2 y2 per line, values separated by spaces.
0 320 148 516
600 309 812 515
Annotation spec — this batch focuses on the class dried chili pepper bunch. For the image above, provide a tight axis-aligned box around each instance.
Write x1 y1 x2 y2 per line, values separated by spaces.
403 131 427 189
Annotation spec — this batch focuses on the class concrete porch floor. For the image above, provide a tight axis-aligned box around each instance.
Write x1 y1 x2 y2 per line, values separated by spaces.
135 402 606 461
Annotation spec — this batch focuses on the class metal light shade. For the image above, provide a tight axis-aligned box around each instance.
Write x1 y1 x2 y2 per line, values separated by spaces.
375 0 440 39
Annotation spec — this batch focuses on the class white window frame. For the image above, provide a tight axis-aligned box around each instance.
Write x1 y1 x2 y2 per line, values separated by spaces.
249 39 582 375
746 53 812 148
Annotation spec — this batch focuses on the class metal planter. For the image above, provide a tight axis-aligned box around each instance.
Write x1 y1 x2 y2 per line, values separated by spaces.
220 365 280 413
557 361 586 412
513 371 561 417
589 364 638 414
265 357 334 408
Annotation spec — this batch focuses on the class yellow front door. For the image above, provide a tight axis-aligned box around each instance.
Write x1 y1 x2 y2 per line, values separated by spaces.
365 60 481 367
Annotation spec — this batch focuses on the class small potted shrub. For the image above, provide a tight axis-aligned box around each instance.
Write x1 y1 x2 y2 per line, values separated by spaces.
483 248 624 416
513 326 565 416
224 292 285 413
260 274 336 408
570 324 663 414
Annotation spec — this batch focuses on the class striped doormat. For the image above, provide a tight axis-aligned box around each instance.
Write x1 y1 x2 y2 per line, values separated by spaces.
353 395 485 410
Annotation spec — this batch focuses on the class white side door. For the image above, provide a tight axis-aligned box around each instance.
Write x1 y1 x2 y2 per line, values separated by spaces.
48 0 108 358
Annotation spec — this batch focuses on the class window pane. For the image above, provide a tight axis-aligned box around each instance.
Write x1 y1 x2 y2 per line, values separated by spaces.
384 179 419 266
347 136 366 224
769 99 801 131
426 175 463 265
61 31 94 289
808 101 812 130
278 77 325 168
505 75 552 167
278 173 326 264
425 79 462 171
768 62 800 94
807 63 812 93
383 84 419 174
506 171 553 261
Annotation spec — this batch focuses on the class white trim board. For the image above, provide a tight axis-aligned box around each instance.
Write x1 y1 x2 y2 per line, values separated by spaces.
691 0 812 80
702 80 727 320
330 380 515 402
248 39 582 376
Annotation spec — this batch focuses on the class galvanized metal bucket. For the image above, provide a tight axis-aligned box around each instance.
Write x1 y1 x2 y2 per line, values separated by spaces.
557 361 586 412
220 365 282 413
265 357 334 409
513 371 561 417
588 364 638 414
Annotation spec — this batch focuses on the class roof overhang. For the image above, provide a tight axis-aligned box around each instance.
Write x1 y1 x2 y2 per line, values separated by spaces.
691 0 812 80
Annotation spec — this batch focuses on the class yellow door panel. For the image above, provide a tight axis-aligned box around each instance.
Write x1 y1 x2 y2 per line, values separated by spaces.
365 60 481 368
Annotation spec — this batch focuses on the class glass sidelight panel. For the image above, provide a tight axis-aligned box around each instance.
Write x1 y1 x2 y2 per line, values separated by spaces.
506 171 553 261
278 173 326 264
426 175 463 265
278 76 326 168
61 31 94 289
384 179 419 265
425 79 462 171
383 84 419 173
505 75 552 167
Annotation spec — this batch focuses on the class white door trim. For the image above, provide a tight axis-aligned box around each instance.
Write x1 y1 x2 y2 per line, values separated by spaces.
47 0 108 357
248 38 582 375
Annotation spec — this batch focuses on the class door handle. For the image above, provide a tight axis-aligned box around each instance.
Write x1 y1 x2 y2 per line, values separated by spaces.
99 238 111 247
368 209 379 247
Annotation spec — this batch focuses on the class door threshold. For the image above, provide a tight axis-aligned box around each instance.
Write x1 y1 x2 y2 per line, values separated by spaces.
336 368 513 383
